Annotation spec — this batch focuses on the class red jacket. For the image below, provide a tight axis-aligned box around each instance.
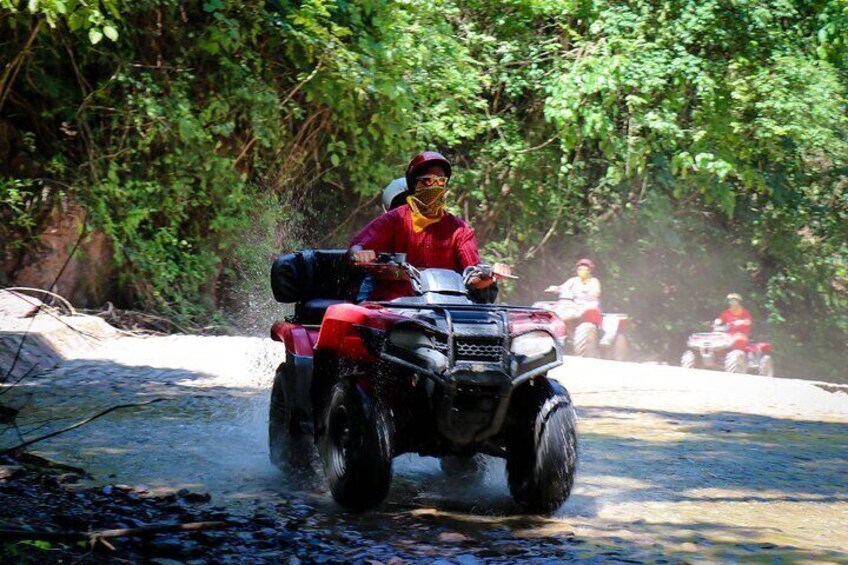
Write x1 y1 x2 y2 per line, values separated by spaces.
349 204 481 300
719 308 752 337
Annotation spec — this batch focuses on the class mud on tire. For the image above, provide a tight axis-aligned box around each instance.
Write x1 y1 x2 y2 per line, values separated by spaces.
269 362 316 471
506 379 578 514
681 350 697 370
573 322 599 358
320 380 393 511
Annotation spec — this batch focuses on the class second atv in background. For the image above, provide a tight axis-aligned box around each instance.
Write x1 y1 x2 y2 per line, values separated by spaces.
533 259 629 360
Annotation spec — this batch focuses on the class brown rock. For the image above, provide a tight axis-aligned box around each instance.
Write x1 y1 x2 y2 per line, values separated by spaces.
8 203 115 308
437 532 471 543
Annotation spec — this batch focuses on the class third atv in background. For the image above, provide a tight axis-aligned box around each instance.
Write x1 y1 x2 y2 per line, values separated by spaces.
681 321 775 375
681 293 774 376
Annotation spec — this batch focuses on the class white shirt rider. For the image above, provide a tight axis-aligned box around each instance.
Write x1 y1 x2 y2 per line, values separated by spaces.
546 261 601 308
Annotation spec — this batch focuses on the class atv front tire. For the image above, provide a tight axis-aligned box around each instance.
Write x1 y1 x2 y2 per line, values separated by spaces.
506 379 578 514
757 354 775 377
724 350 747 374
269 362 316 471
321 380 393 511
681 350 696 370
573 323 599 358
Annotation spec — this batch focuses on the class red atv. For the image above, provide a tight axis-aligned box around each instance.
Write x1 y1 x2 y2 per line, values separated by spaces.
268 250 578 513
532 297 629 360
681 322 775 375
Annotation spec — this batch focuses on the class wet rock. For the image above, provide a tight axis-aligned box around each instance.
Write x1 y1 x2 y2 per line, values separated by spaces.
102 484 114 495
276 530 296 547
284 518 304 531
147 537 186 557
56 472 80 484
253 527 277 540
0 465 23 480
177 488 212 503
251 514 276 528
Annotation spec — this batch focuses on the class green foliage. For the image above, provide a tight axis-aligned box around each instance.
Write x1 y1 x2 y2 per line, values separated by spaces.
0 0 846 378
0 0 122 41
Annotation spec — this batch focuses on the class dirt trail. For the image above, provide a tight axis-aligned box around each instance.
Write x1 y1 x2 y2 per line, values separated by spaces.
2 309 847 564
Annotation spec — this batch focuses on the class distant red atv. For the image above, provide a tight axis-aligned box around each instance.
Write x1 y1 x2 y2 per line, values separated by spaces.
532 297 629 361
268 250 578 513
681 323 774 375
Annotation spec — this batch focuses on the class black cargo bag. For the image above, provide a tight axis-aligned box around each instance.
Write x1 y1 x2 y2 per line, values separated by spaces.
271 249 353 303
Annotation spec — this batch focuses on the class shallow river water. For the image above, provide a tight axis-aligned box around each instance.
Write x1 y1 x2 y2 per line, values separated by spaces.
3 332 848 564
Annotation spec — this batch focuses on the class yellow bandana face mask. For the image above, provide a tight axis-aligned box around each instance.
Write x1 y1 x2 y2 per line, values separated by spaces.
407 187 446 233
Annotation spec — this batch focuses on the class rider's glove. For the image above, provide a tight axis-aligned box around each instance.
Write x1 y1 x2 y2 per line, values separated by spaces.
463 264 492 286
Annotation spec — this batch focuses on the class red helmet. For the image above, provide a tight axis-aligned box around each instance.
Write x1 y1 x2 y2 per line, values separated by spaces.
406 151 452 190
576 258 594 270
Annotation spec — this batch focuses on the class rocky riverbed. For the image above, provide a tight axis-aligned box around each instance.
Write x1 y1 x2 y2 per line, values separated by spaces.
2 300 847 564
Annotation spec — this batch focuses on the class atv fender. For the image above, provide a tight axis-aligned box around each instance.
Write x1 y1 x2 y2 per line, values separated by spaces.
315 303 405 360
544 377 570 401
271 321 318 417
582 308 602 327
271 320 316 357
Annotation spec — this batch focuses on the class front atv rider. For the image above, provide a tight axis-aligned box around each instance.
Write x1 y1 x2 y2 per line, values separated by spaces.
350 151 510 300
545 258 601 308
716 293 752 350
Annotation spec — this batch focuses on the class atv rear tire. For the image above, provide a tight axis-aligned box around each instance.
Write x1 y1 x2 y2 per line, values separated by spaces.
269 362 316 471
506 379 578 514
724 350 747 374
440 455 486 481
681 350 696 370
573 322 599 358
758 354 775 377
321 380 393 511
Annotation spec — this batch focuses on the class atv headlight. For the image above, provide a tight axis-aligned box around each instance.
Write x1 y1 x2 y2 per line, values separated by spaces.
510 331 555 358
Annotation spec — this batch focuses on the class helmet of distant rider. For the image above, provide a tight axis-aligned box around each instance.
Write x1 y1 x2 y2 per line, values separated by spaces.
382 177 409 212
726 293 743 304
576 258 595 270
405 151 452 191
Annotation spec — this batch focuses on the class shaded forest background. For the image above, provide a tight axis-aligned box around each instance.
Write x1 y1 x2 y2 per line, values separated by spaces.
1 0 846 380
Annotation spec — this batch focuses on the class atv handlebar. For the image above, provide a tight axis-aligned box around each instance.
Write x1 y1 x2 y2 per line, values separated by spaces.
703 321 731 332
355 253 418 282
355 252 517 282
